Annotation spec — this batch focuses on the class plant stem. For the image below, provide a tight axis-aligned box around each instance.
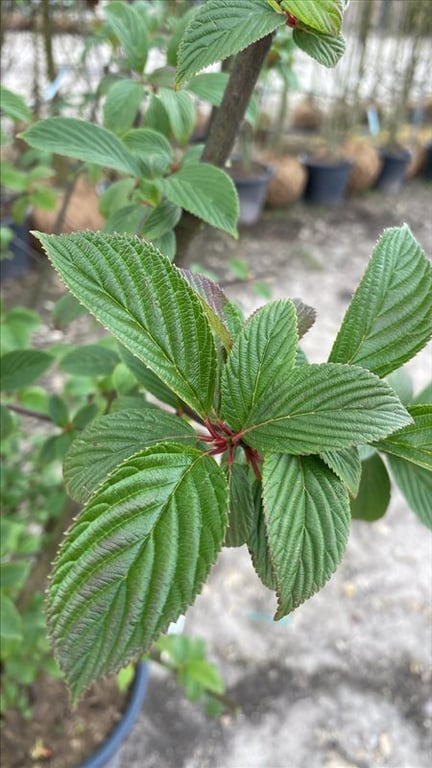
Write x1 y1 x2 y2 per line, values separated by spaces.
41 0 57 83
6 404 53 423
201 34 274 167
175 33 274 262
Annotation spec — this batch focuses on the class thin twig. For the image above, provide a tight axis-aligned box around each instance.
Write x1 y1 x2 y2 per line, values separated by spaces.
6 403 53 423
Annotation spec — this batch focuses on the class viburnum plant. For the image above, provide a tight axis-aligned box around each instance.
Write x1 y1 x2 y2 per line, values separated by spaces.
4 0 431 708
33 223 432 702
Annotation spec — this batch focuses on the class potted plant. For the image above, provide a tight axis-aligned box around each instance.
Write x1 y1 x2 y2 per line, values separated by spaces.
1 1 431 762
257 27 307 209
373 2 428 194
226 120 275 224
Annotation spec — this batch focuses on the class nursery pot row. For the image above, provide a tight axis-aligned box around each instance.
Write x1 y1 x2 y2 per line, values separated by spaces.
229 142 424 218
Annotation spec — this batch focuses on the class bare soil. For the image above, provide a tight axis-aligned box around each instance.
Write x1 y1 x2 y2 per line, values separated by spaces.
1 675 127 768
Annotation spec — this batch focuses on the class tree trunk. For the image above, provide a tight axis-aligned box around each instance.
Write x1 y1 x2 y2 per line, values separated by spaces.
175 33 274 262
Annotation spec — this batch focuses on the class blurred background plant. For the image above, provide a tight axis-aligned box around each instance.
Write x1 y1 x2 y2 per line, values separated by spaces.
0 294 227 720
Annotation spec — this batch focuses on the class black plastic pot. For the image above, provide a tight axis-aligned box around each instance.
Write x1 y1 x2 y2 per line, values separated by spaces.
0 216 33 280
80 662 149 768
374 148 411 194
229 161 274 224
302 157 352 205
424 142 432 181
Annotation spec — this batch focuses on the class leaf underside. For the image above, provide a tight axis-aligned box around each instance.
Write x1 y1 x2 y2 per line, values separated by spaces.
388 455 432 529
350 452 391 522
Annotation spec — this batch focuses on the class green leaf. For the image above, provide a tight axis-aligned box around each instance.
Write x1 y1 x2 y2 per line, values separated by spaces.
187 72 230 105
0 594 22 642
105 1 149 73
1 405 15 440
247 479 277 590
47 444 228 700
22 118 141 176
141 200 182 240
388 456 432 529
64 409 200 503
0 85 32 123
123 128 173 176
157 89 196 145
176 0 284 86
385 368 414 405
414 382 432 405
103 79 143 134
350 452 391 522
60 344 119 377
179 658 224 696
167 7 198 67
39 432 75 464
151 230 176 262
158 162 239 238
320 447 361 497
222 300 298 427
0 519 23 557
1 307 40 353
228 363 412 455
374 404 432 470
0 350 53 391
35 232 218 419
1 560 31 590
52 293 88 331
29 187 57 210
118 345 180 409
98 179 136 220
48 394 69 427
187 72 258 125
1 166 28 192
329 226 432 377
282 0 344 34
17 386 50 415
0 225 13 252
143 93 171 138
224 462 255 547
292 28 346 68
263 454 350 617
103 204 147 235
146 67 176 90
72 403 99 430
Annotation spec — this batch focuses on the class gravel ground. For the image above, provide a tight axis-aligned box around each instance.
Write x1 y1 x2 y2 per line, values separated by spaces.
3 179 431 768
